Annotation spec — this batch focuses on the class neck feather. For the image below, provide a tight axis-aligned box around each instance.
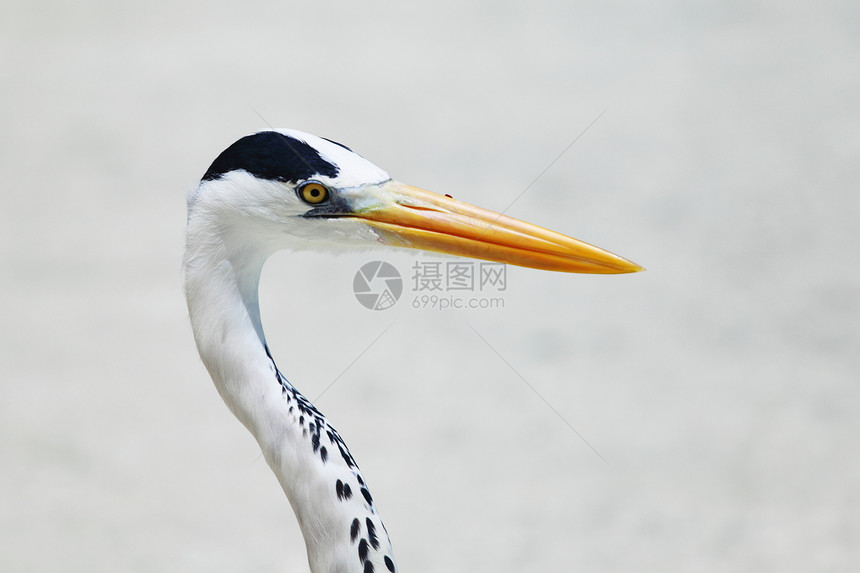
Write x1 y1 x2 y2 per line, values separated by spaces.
183 221 397 573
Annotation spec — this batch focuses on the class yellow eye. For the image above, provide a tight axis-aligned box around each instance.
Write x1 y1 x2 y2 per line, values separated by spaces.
298 181 329 205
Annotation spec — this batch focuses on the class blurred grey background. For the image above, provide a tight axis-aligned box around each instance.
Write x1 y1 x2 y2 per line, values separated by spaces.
2 1 858 571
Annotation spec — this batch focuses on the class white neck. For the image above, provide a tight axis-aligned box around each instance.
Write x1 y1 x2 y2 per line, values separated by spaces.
183 216 397 573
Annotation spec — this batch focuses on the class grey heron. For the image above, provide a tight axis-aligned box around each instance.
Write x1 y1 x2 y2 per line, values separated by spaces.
182 129 641 573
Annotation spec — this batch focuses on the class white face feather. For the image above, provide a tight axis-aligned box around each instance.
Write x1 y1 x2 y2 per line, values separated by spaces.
186 130 394 256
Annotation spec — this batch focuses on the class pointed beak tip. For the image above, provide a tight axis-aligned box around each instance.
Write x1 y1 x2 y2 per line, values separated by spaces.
619 261 646 274
569 259 645 275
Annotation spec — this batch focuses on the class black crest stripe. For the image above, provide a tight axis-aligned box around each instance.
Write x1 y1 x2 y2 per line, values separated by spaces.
202 132 339 183
322 137 353 152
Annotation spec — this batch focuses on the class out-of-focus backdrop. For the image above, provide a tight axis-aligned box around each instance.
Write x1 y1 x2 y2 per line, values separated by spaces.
2 1 858 571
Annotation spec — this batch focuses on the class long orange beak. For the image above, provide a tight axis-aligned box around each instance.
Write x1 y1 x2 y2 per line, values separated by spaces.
348 181 642 274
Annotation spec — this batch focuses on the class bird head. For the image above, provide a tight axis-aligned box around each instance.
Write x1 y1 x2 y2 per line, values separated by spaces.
188 129 642 273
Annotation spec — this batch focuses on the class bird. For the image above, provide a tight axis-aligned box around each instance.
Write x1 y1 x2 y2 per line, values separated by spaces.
182 128 642 573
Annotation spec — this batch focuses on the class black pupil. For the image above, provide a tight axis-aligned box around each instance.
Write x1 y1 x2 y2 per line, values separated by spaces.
310 188 320 197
